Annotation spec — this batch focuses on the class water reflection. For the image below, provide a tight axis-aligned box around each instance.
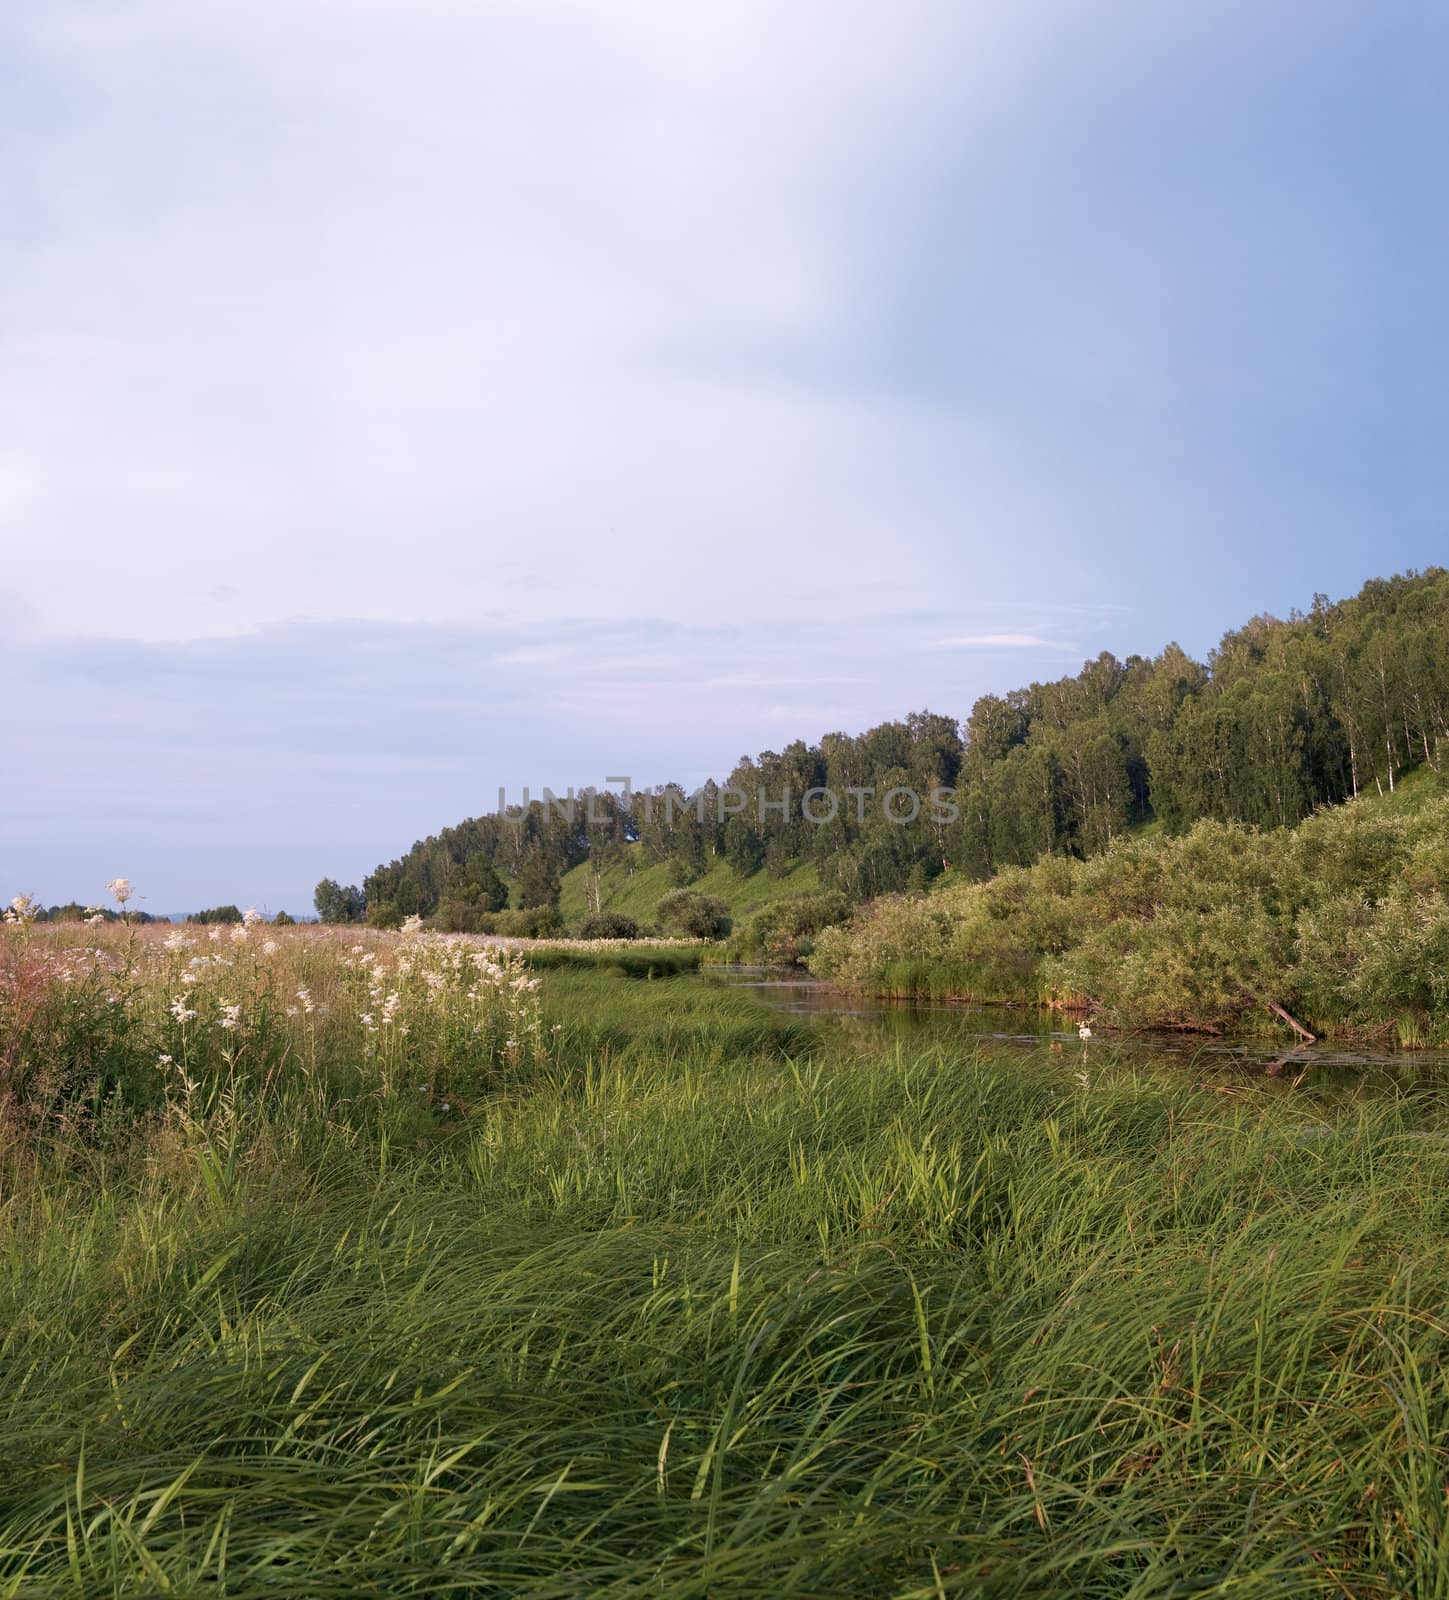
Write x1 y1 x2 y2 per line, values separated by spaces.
709 966 1449 1089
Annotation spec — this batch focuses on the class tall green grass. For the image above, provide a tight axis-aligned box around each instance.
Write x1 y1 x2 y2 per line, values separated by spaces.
519 945 704 980
4 963 1449 1593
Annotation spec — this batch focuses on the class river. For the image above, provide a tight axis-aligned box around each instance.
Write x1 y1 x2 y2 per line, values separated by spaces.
708 965 1449 1090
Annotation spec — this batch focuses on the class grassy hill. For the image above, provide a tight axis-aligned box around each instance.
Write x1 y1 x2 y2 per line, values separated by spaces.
559 846 822 928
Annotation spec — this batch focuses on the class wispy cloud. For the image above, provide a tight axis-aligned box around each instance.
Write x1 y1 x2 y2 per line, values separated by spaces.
495 644 573 667
705 673 864 689
937 632 1063 649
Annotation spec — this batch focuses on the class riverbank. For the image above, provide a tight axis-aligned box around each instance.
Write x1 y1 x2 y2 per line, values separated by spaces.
809 782 1449 1046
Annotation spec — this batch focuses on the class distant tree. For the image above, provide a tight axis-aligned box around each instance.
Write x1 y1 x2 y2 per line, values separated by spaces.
722 815 765 875
45 902 112 923
314 879 365 923
188 905 243 925
463 854 510 912
517 848 562 911
273 910 296 926
666 810 708 885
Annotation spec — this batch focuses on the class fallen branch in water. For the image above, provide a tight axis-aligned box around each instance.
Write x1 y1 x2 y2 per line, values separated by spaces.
1266 1000 1316 1043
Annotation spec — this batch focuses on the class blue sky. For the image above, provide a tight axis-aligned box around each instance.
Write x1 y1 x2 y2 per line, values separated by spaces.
2 0 1446 915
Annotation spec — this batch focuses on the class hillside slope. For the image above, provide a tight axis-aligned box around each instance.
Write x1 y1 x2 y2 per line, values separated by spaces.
560 847 822 926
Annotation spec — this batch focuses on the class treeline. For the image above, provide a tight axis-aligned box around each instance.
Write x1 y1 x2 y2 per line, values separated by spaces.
337 720 966 928
18 904 300 927
186 906 298 926
20 905 162 925
344 569 1449 928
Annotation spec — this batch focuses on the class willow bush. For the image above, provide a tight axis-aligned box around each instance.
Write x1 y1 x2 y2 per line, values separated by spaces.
812 788 1449 1039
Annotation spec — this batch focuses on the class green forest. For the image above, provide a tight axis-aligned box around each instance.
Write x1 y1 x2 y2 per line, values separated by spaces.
338 569 1449 933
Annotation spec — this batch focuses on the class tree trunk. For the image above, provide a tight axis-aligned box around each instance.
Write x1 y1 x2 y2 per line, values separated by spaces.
1266 1000 1315 1043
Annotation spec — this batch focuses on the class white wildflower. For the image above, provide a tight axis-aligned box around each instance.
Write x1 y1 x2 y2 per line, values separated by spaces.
218 1000 242 1031
1078 1023 1092 1040
106 877 133 906
242 905 264 926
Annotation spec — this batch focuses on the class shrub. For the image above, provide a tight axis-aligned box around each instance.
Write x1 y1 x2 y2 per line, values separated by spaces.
730 891 852 965
485 907 565 940
1048 903 1293 1033
575 912 642 940
656 890 732 941
434 897 489 933
811 791 1449 1039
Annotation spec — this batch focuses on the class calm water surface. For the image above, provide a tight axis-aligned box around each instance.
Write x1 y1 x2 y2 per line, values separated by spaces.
709 966 1449 1091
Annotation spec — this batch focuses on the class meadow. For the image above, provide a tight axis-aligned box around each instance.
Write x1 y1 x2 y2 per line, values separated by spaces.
4 915 1449 1594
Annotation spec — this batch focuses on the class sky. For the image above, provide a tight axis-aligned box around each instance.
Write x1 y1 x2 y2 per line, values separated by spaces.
2 0 1446 915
